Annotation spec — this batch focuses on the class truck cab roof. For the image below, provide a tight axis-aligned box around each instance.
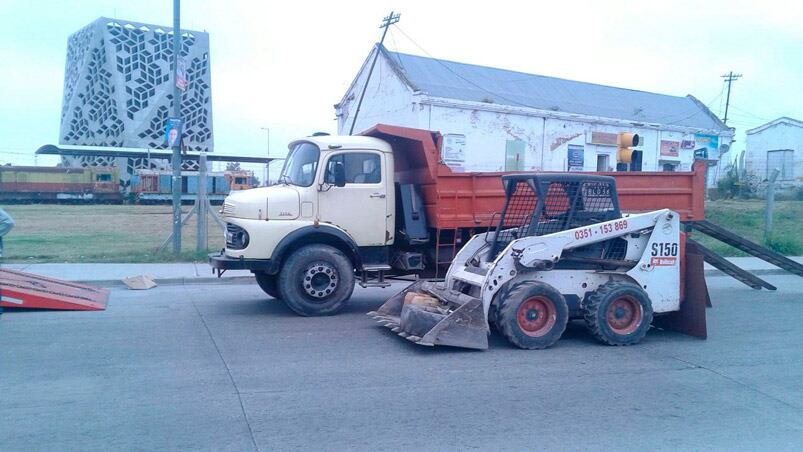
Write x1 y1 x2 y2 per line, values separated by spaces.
289 135 392 153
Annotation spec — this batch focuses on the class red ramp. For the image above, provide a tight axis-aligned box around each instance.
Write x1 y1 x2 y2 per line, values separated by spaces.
0 268 109 311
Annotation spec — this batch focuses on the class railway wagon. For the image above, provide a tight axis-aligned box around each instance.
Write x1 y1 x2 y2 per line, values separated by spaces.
130 169 254 204
0 166 121 202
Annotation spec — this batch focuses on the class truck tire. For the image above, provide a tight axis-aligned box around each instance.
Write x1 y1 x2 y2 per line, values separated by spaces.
277 244 355 316
583 281 653 346
496 281 568 350
254 272 280 299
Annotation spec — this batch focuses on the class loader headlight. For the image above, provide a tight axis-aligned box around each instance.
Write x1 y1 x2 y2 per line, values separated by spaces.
226 223 250 250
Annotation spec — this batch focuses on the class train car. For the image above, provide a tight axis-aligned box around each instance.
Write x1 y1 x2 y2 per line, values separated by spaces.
0 166 122 203
130 169 254 204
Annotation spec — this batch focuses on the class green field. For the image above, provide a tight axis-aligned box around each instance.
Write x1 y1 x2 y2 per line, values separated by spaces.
1 204 224 263
1 200 801 263
693 199 803 257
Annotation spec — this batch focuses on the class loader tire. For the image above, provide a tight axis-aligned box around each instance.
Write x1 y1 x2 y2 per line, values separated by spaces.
583 281 653 346
277 244 355 316
497 281 568 350
400 304 446 338
254 272 280 299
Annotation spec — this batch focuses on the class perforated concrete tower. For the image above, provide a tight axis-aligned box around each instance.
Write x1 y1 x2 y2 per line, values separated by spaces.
60 17 213 152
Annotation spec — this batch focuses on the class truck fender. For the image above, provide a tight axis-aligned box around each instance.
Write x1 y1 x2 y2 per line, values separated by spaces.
269 225 362 273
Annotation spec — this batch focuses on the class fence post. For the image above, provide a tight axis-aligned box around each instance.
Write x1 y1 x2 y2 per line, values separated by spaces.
764 168 780 242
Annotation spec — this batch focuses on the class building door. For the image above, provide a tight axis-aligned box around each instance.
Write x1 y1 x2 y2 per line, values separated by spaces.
505 140 525 171
596 154 610 172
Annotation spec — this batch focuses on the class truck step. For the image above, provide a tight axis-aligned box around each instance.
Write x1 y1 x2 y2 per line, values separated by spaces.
360 267 393 288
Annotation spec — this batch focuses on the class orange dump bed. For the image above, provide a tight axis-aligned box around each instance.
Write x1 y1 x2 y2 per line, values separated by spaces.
363 124 705 230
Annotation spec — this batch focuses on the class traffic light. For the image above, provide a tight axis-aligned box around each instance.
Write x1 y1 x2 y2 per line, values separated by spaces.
617 132 641 164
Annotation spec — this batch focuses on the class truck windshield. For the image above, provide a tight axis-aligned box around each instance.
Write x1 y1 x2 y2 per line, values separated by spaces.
279 142 320 187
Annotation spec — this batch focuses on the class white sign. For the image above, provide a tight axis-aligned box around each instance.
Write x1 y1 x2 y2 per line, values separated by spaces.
442 134 466 172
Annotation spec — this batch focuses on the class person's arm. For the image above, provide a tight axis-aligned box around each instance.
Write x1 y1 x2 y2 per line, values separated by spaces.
0 209 14 237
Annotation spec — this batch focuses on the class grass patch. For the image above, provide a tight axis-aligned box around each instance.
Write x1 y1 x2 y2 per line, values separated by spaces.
695 199 803 256
1 204 224 263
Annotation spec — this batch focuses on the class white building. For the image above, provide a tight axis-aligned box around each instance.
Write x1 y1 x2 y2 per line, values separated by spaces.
744 117 802 192
336 45 732 185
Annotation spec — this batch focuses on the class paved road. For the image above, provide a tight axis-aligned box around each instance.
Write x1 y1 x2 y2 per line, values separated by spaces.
1 275 802 451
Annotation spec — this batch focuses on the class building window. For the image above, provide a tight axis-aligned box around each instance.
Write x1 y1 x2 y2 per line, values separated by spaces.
767 150 794 180
596 154 610 172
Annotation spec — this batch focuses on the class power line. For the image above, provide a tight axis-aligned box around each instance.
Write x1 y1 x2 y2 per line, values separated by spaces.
721 71 742 125
349 11 401 135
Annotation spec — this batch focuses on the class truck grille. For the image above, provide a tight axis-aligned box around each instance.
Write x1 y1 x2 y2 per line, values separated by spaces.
222 202 236 216
225 223 249 250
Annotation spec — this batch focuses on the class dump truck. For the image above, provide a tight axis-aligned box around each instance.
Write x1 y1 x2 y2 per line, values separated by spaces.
209 124 803 319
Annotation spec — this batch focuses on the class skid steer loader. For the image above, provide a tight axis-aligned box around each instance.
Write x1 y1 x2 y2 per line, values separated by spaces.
369 173 709 350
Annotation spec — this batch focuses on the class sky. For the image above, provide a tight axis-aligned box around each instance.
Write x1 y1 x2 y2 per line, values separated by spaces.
1 0 801 169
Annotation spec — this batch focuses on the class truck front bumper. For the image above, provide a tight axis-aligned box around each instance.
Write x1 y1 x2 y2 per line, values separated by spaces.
208 251 277 274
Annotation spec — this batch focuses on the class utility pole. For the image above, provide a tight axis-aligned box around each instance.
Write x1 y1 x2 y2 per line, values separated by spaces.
720 71 742 125
261 127 270 185
348 11 400 135
170 0 183 254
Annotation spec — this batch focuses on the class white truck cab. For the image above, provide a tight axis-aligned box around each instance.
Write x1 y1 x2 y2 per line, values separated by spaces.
210 134 397 316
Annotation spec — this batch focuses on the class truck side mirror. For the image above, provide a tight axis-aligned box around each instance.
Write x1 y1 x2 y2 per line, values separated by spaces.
333 162 346 187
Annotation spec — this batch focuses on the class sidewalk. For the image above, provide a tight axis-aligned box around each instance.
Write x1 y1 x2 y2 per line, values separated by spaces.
3 256 802 288
1 262 253 287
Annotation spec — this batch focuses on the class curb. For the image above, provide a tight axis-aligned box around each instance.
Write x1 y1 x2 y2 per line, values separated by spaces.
76 276 256 288
73 269 795 288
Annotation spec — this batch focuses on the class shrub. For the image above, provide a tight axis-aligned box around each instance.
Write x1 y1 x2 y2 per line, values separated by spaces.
717 172 739 199
764 235 803 256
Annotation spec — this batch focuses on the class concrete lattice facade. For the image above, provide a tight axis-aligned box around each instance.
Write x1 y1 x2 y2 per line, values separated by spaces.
60 17 213 152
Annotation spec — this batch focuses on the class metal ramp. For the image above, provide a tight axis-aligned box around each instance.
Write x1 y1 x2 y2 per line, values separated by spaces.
0 268 109 311
687 220 803 290
687 239 776 291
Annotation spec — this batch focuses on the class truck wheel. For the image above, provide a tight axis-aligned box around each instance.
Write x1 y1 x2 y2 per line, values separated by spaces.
497 281 568 350
254 272 280 299
277 244 355 316
583 281 653 346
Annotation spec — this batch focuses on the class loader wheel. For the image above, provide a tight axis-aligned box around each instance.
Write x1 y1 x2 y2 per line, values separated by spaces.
583 281 653 346
497 281 568 350
277 244 355 316
254 272 280 299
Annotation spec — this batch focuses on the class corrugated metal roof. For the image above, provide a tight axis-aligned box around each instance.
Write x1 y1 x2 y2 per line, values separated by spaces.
382 47 728 132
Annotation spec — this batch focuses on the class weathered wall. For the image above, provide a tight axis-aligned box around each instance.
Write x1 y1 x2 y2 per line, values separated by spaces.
336 48 418 135
336 51 731 186
745 122 803 188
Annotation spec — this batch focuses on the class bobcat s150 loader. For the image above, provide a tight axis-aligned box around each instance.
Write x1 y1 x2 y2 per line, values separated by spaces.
369 173 709 350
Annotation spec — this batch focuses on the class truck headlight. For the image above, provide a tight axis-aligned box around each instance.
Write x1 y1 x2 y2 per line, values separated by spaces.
225 223 250 250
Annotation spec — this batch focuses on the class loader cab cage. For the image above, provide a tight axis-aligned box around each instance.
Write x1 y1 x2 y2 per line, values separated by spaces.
489 174 622 258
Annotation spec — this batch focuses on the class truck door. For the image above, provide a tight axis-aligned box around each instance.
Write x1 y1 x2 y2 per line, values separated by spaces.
318 151 389 247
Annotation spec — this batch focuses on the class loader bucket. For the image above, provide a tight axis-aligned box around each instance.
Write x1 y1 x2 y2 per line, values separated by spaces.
653 241 708 339
368 280 489 350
